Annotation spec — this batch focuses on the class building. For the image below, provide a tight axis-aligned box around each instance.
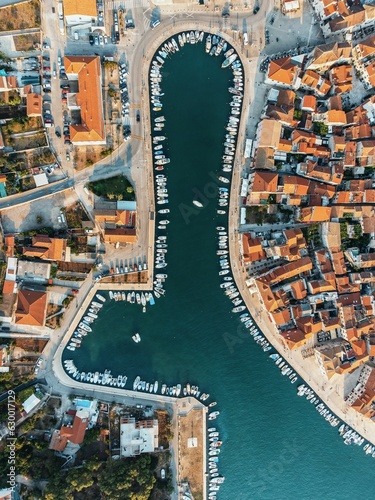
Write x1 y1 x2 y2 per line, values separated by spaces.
282 0 300 13
120 417 159 457
22 394 41 414
104 228 137 244
22 235 68 262
266 57 300 88
64 56 105 145
26 93 42 117
49 409 89 452
63 0 97 27
15 290 47 326
0 345 9 373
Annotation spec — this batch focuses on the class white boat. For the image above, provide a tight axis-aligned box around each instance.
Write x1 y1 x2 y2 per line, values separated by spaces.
96 293 106 302
176 384 181 397
154 381 158 393
133 376 140 390
193 200 204 208
161 384 166 395
109 291 114 300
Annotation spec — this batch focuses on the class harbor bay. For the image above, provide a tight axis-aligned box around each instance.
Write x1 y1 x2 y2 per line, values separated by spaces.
62 40 375 499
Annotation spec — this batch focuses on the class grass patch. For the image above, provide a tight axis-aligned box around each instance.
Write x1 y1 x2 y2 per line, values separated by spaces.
0 0 41 31
6 132 47 151
88 174 135 201
1 117 43 136
13 33 40 52
28 149 56 168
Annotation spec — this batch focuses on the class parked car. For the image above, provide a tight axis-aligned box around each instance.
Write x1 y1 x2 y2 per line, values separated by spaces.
55 130 61 138
160 469 166 480
89 34 94 45
66 151 70 161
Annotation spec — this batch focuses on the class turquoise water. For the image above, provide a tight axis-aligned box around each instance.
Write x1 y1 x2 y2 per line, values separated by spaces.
64 41 375 499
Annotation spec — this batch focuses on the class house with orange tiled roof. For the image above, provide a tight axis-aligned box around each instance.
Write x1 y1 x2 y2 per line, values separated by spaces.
289 279 307 300
264 256 312 286
354 34 375 60
363 61 375 88
63 0 97 26
50 409 89 453
253 119 283 170
271 308 292 327
265 57 300 89
298 206 332 223
327 5 375 35
26 93 42 117
300 70 332 96
265 89 296 126
356 140 375 166
329 64 353 93
324 110 347 126
321 222 341 252
306 42 352 71
280 327 311 350
104 228 136 244
282 175 309 196
301 95 317 112
314 339 366 379
331 252 347 275
241 235 266 264
94 209 136 228
263 228 306 262
343 141 357 168
247 171 278 205
22 235 68 262
346 96 375 126
64 56 105 145
253 276 290 313
15 290 47 326
344 124 373 141
277 138 293 152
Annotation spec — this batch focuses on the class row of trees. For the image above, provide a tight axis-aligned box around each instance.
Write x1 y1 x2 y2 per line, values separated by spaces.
44 455 156 499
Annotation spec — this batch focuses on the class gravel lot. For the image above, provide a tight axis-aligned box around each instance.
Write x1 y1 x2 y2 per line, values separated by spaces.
0 189 78 233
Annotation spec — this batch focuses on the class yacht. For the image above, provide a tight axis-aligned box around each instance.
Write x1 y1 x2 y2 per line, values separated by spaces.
193 200 204 208
205 34 212 53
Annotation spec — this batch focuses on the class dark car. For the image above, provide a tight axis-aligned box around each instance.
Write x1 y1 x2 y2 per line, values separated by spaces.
253 6 260 14
60 84 70 90
55 130 61 138
89 34 94 45
136 112 140 122
43 88 51 93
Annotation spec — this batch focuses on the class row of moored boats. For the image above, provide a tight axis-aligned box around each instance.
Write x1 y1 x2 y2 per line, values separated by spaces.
64 360 128 387
66 294 106 351
109 290 155 312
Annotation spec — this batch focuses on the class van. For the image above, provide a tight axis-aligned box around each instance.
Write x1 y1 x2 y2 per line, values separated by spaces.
151 20 160 29
243 33 248 45
74 31 79 40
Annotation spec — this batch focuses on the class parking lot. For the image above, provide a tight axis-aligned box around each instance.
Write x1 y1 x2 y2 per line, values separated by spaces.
0 189 78 234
